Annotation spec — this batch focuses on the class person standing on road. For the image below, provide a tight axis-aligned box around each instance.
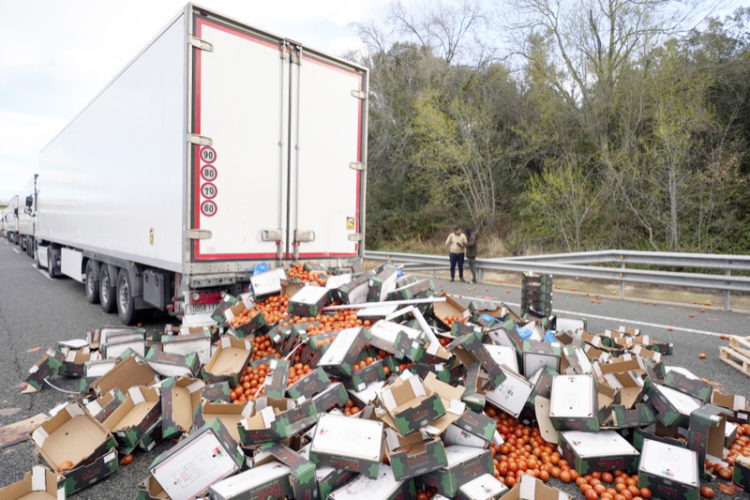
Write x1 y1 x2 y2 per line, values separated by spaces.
466 227 478 283
445 226 467 282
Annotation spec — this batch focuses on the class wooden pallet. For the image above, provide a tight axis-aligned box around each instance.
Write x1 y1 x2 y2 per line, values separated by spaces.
729 335 750 358
720 346 750 376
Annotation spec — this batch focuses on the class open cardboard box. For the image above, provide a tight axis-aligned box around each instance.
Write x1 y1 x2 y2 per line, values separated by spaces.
485 367 533 419
61 349 98 378
288 285 330 317
559 430 640 474
0 466 63 500
144 347 199 378
444 409 496 449
137 475 169 500
194 401 253 444
522 340 561 377
30 403 118 495
712 389 750 423
286 367 331 399
663 370 713 404
101 386 161 453
734 455 750 492
366 265 399 302
149 418 245 500
419 372 466 436
448 332 506 388
88 354 157 397
421 445 493 498
201 336 252 386
209 461 293 500
368 320 421 356
387 278 433 301
560 346 592 375
687 403 731 474
484 344 519 374
332 272 370 304
377 371 446 436
84 388 127 424
500 473 570 500
596 370 644 409
253 442 319 498
646 380 702 427
549 375 599 431
458 473 508 500
160 377 204 438
251 267 287 297
238 397 318 445
24 349 64 392
101 332 145 359
309 413 384 478
329 464 412 500
224 295 265 338
433 293 470 328
161 330 213 365
637 438 700 499
384 427 447 480
318 327 371 378
264 358 290 399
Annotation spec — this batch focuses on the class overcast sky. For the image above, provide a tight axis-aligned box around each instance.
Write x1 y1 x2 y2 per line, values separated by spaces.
0 0 746 201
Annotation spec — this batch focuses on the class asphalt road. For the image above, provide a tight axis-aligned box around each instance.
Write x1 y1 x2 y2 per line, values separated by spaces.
0 240 748 498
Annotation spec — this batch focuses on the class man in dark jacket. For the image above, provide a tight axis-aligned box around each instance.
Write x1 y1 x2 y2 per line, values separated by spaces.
465 228 478 283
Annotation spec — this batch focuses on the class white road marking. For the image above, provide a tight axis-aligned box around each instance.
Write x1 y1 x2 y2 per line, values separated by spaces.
450 294 727 338
36 266 52 280
12 247 20 254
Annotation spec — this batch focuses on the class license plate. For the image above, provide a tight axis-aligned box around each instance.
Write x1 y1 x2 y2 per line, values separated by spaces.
185 303 215 316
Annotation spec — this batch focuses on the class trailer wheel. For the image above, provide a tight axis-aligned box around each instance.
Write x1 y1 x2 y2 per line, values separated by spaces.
85 260 100 304
116 269 138 325
99 266 117 313
46 247 59 279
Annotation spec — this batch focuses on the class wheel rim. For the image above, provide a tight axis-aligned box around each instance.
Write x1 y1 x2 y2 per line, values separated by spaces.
118 276 130 313
101 271 110 304
87 268 95 295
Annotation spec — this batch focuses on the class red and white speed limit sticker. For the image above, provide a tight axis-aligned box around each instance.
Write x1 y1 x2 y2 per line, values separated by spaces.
200 200 217 217
200 164 217 181
201 182 217 199
200 146 217 163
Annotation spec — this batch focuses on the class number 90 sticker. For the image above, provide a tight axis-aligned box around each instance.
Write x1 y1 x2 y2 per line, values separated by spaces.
200 164 217 181
200 146 217 163
201 182 217 199
200 200 217 217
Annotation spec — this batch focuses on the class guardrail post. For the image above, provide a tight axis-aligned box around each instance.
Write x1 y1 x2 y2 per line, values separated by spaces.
724 269 731 311
478 268 484 284
619 258 625 299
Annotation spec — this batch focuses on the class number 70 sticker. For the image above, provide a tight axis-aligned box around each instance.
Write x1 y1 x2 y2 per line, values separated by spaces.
201 182 217 199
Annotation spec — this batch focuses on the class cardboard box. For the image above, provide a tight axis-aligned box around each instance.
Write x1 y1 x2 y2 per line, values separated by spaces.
637 439 700 500
559 430 639 474
329 464 414 500
309 414 384 478
100 386 161 453
332 272 370 304
318 327 371 378
448 332 506 388
201 336 252 386
24 349 64 392
462 363 486 412
238 397 319 445
315 466 357 500
527 366 557 407
137 475 168 500
433 294 470 328
500 474 570 499
144 347 199 378
384 428 448 480
89 355 158 397
346 359 387 392
194 401 253 444
662 370 713 403
549 375 599 431
30 403 118 495
255 442 320 499
485 368 534 419
387 279 434 301
289 285 330 317
444 410 496 449
224 295 266 338
202 381 232 403
458 473 508 500
286 366 332 399
596 370 644 409
711 389 750 424
101 331 145 359
61 349 98 378
211 293 240 326
149 418 245 500
85 388 127 423
160 377 204 438
369 320 421 356
161 330 213 365
377 371 446 436
0 466 64 500
209 462 293 500
733 455 750 492
608 403 656 429
421 445 493 498
251 267 287 297
560 346 592 375
484 344 520 374
646 381 702 427
367 265 399 303
687 404 731 472
522 340 561 377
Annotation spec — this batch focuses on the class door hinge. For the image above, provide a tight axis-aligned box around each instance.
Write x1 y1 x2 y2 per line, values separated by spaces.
351 89 367 99
349 162 365 171
189 36 213 52
261 229 283 242
188 134 213 146
187 229 212 240
294 230 315 243
348 233 363 242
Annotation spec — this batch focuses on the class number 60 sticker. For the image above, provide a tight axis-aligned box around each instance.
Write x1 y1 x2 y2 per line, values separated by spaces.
200 200 217 217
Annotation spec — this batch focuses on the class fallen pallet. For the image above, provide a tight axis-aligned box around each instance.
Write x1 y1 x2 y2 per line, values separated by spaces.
719 346 750 376
729 335 750 358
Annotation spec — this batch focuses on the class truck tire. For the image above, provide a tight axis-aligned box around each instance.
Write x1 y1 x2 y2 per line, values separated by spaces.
99 266 117 313
46 247 59 279
85 260 100 304
116 269 138 325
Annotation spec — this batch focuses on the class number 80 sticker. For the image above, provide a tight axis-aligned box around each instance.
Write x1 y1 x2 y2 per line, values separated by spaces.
200 200 217 217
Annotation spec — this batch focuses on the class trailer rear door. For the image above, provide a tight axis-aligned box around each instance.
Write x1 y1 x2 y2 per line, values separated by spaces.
191 15 288 261
289 51 366 259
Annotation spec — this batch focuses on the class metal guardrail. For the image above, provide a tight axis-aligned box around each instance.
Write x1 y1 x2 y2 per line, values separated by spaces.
364 250 750 311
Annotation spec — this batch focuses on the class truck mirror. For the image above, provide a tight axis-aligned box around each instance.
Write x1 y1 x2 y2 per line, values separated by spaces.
25 195 33 208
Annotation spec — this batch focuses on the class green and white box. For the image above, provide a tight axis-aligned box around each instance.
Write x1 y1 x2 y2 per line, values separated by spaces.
457 473 508 500
637 439 700 500
559 430 640 474
309 414 384 478
484 368 533 418
329 464 414 500
549 375 599 431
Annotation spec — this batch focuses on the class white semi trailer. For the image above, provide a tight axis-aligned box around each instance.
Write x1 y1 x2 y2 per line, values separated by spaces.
36 4 368 324
3 196 19 244
18 175 38 257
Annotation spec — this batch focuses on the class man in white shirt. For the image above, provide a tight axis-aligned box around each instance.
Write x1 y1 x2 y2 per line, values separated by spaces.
445 226 467 282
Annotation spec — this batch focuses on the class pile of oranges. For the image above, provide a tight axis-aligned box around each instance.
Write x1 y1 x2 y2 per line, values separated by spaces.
287 263 327 285
574 470 650 500
287 362 314 385
230 361 314 403
250 334 279 361
343 399 361 416
439 315 463 327
305 313 369 336
256 294 289 325
352 356 376 372
229 306 259 328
